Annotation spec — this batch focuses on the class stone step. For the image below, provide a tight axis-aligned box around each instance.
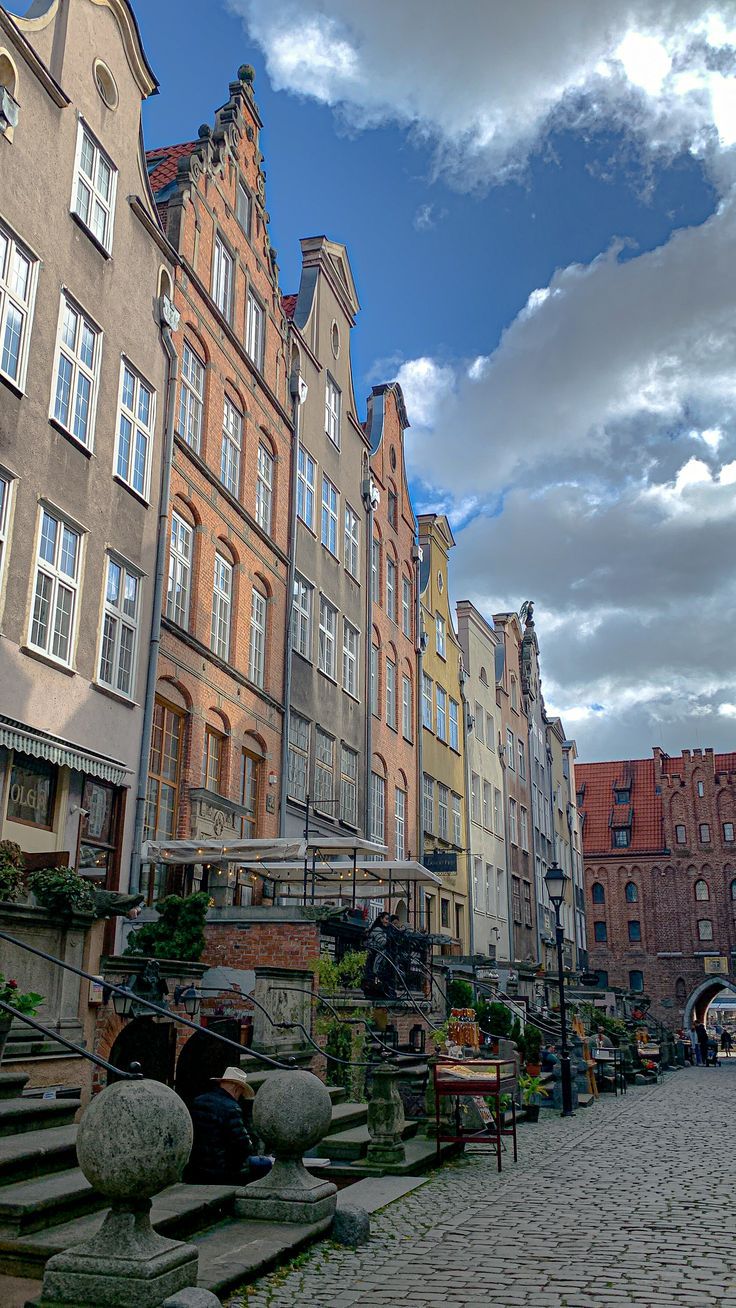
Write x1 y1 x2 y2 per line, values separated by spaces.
0 1126 78 1187
335 1173 429 1213
320 1118 419 1162
0 1168 102 1238
1 1039 82 1062
191 1213 332 1298
326 1100 369 1131
0 1073 28 1101
0 1183 237 1280
308 1133 462 1182
0 1098 79 1139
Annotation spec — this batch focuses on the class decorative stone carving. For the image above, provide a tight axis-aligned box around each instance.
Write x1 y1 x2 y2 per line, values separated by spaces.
253 966 313 1053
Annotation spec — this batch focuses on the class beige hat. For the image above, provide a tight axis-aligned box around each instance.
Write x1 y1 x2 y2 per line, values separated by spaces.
213 1066 255 1098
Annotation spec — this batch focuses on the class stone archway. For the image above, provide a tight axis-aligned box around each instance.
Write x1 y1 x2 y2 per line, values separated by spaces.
683 976 736 1029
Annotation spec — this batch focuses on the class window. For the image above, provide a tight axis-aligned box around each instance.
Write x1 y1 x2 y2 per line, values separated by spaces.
344 504 359 577
6 754 57 829
52 295 100 448
594 921 607 942
731 878 736 901
248 587 267 687
675 824 687 845
401 675 412 741
452 793 462 846
591 882 605 904
72 123 116 251
297 447 316 528
386 557 397 621
629 970 644 993
0 473 11 584
506 728 515 769
211 553 232 661
473 856 483 911
221 398 243 496
395 787 406 860
318 595 337 679
628 920 641 942
167 512 192 628
343 620 359 697
402 576 412 639
370 772 385 842
387 488 398 529
423 774 434 834
625 881 639 903
487 865 497 916
470 772 480 824
115 363 155 497
212 234 233 320
694 879 710 901
98 556 140 697
78 778 119 877
178 342 204 452
697 780 705 798
614 788 630 804
438 784 449 840
255 443 274 533
520 806 529 851
508 797 517 845
0 223 36 388
518 740 526 779
287 712 309 802
474 706 484 745
245 290 265 370
370 642 379 716
612 827 631 848
698 918 713 941
292 574 313 659
594 970 609 988
203 726 224 793
440 898 450 929
386 656 397 727
29 507 81 664
422 673 433 731
436 613 446 657
449 698 459 751
321 476 338 555
510 675 518 710
436 686 447 741
325 374 340 446
675 977 687 1001
340 746 358 825
486 712 495 750
494 788 502 833
483 781 492 829
522 882 533 928
724 822 734 843
145 700 183 839
236 179 251 233
372 538 380 600
512 876 522 923
314 729 335 810
699 823 711 843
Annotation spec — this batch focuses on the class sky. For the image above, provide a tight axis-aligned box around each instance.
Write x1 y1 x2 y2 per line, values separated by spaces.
118 3 736 759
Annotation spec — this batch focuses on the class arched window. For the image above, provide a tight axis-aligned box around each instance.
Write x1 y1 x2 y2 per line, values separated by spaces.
145 693 186 841
239 737 263 839
625 881 638 902
592 882 605 904
629 970 644 993
0 50 19 142
731 879 736 901
694 879 710 901
675 977 687 1002
248 584 268 688
167 501 196 630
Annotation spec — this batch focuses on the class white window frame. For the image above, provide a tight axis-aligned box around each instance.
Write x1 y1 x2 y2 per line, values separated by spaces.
371 771 386 843
167 511 192 628
212 233 234 321
220 397 242 496
452 793 462 846
449 698 459 751
395 787 406 861
436 686 447 742
325 373 341 447
438 783 449 840
343 619 359 698
370 643 379 716
483 781 492 830
423 774 434 834
297 447 316 529
50 292 101 450
386 656 397 728
292 574 313 660
246 289 265 370
29 505 83 667
178 341 205 452
508 797 518 845
506 727 515 770
256 442 274 533
0 222 37 391
518 739 526 779
422 673 433 731
475 705 485 744
211 553 233 662
372 538 380 600
318 594 337 679
340 745 358 825
402 575 412 639
249 587 267 688
321 476 339 555
436 613 446 657
314 728 335 810
386 556 397 622
97 553 141 698
473 857 484 912
0 471 13 591
115 359 155 500
471 773 481 824
71 120 117 253
287 711 310 802
344 503 359 578
494 788 502 833
401 674 412 741
520 805 529 851
486 712 495 750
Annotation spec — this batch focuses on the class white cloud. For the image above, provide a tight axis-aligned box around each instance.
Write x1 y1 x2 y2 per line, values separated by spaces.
390 357 456 430
413 203 436 231
719 703 736 717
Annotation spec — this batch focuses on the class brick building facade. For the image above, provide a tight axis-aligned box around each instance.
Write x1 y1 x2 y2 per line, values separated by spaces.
579 747 736 1024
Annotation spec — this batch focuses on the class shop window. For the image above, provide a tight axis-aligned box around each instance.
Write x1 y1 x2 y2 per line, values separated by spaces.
6 755 57 829
78 779 119 880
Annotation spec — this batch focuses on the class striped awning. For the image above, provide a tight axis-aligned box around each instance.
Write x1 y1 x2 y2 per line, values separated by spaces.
0 715 130 787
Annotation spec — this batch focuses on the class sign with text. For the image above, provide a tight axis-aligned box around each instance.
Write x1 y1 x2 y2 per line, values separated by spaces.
423 850 457 875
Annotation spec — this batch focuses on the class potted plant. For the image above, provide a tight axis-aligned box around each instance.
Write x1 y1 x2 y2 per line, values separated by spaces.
523 1023 542 1075
519 1071 549 1122
27 866 95 917
0 841 25 903
0 974 43 1064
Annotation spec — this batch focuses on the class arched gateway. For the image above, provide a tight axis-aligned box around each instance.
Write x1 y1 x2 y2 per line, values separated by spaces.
683 976 736 1028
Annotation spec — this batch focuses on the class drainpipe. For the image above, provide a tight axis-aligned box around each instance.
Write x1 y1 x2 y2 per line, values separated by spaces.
279 362 305 835
461 672 476 958
129 294 180 895
362 464 376 836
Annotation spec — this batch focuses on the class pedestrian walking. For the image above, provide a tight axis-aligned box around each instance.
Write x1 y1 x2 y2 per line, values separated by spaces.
694 1020 710 1067
720 1029 733 1056
689 1026 701 1065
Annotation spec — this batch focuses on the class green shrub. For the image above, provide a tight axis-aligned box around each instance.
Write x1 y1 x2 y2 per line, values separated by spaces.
309 950 367 994
0 841 25 902
28 867 95 916
124 892 209 962
448 978 474 1008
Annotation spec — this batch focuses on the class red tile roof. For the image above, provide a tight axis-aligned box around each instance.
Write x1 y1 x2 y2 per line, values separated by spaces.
576 758 664 857
146 141 199 195
281 293 297 320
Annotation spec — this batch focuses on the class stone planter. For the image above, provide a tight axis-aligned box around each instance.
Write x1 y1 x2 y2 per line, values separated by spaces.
524 1103 540 1123
0 900 95 1047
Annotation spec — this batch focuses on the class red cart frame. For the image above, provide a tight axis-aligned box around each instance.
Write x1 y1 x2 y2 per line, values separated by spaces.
433 1057 518 1172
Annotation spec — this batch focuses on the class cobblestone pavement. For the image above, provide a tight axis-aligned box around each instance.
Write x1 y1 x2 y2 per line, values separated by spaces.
228 1063 736 1308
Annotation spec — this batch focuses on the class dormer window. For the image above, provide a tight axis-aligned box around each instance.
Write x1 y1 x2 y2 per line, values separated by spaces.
614 788 630 804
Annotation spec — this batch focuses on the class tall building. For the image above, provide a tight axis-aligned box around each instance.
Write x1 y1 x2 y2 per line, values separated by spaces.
579 747 736 1024
142 67 292 904
366 382 418 872
547 719 585 970
456 601 509 961
519 605 556 969
418 514 468 950
0 0 170 891
282 239 369 842
493 612 536 965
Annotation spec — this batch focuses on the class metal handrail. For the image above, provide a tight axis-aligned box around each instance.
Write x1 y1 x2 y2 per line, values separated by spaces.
0 1000 142 1080
263 984 408 1063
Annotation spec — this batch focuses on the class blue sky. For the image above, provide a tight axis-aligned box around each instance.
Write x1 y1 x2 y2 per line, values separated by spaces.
133 2 736 761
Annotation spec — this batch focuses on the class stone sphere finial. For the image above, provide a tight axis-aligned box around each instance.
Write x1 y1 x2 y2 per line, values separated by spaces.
198 123 212 140
239 64 255 85
252 1069 332 1157
76 1079 193 1201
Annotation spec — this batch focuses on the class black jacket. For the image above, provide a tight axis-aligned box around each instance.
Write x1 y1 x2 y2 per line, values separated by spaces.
185 1086 254 1185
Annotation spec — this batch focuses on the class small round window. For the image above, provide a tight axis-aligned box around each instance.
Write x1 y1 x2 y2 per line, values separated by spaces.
331 321 340 358
438 571 444 593
94 60 118 110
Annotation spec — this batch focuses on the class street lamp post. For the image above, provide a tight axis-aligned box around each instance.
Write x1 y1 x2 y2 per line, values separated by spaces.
544 863 574 1117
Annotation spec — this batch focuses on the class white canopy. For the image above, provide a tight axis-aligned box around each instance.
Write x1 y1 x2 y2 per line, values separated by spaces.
140 838 306 865
240 858 443 889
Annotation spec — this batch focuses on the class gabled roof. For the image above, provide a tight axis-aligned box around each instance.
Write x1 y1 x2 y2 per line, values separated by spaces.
281 293 298 320
576 758 663 856
146 142 199 196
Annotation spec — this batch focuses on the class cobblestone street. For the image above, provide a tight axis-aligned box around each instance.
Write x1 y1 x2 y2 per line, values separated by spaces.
229 1064 736 1308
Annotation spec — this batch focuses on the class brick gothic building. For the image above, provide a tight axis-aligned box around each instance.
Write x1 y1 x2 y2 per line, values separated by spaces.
579 747 736 1024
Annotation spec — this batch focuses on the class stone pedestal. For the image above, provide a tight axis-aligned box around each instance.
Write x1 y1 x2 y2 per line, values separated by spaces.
366 1063 406 1165
252 966 313 1055
235 1069 336 1224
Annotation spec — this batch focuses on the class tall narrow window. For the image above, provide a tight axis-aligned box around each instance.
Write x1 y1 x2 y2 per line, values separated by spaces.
471 773 481 823
248 587 267 688
236 180 252 233
178 341 204 452
212 234 233 320
474 707 485 745
438 784 449 840
296 447 316 528
387 489 398 530
699 823 711 843
436 613 446 657
116 362 154 498
698 918 713 941
325 374 340 446
506 728 515 769
625 881 639 902
314 729 335 810
452 793 462 845
220 398 242 496
321 476 338 555
402 575 412 639
245 290 265 370
52 295 100 448
401 675 412 740
344 504 359 577
0 473 12 586
518 740 526 779
240 749 259 837
292 574 313 659
167 512 192 628
694 879 710 901
372 538 380 601
370 772 386 843
29 507 81 665
423 774 434 834
318 595 337 678
449 698 459 750
628 920 641 942
203 727 224 793
508 797 517 845
473 857 484 911
483 781 492 829
370 642 379 716
395 788 406 860
386 657 397 728
98 555 140 697
287 711 309 802
340 746 358 825
0 223 36 388
72 123 117 252
145 699 183 839
436 686 447 741
386 557 397 621
422 673 433 731
211 553 232 661
343 620 359 697
255 443 274 533
494 788 502 832
520 806 529 851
